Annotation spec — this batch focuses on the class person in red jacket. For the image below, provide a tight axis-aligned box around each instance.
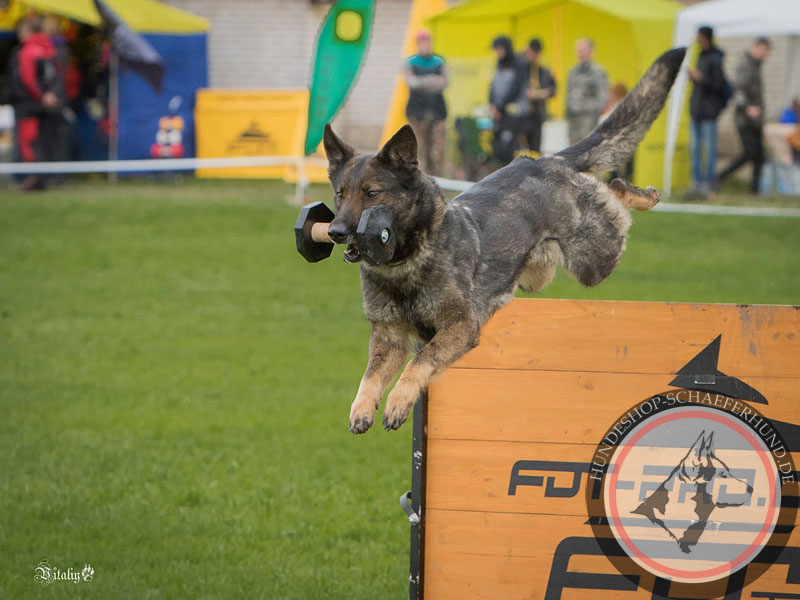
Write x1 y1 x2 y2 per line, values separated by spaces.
8 18 60 190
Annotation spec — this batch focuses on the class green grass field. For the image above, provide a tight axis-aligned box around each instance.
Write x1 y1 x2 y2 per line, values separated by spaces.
1 178 799 598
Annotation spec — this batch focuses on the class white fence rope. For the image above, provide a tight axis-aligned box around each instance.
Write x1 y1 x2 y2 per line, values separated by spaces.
1 156 799 218
0 156 328 174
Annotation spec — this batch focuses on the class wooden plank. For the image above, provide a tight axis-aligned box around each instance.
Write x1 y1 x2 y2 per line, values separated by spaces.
428 369 800 445
452 299 800 377
425 438 590 515
424 509 800 600
424 437 800 515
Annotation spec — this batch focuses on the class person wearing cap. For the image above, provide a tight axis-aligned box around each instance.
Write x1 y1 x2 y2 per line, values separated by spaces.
404 29 448 176
717 37 772 194
520 37 556 154
687 26 727 196
488 35 525 165
565 38 608 145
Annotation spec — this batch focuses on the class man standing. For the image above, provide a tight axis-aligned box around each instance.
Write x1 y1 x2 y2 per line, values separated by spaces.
688 26 727 195
520 38 556 154
405 29 448 176
565 38 607 145
7 17 59 190
717 37 772 194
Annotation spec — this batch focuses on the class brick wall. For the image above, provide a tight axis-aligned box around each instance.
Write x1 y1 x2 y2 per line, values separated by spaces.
164 0 412 150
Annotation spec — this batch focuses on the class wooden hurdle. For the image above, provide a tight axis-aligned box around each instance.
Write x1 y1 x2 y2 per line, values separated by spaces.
406 298 800 599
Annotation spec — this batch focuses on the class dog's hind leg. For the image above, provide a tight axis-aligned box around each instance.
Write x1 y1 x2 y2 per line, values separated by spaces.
609 177 660 211
349 321 410 434
559 182 633 287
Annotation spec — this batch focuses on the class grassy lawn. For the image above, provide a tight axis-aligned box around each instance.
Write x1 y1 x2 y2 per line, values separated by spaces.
1 178 798 598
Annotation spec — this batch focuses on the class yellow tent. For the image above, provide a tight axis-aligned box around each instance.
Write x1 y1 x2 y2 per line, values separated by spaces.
0 0 207 33
427 0 690 189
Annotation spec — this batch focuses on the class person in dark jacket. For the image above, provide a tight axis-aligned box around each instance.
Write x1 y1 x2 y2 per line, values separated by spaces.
489 35 525 165
519 37 556 154
7 18 60 190
688 26 726 194
405 29 448 176
717 37 772 194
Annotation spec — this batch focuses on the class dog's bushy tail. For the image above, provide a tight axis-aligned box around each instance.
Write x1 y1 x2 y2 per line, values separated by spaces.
556 48 686 174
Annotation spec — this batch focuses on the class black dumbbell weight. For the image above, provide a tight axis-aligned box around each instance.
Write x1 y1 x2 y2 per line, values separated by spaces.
356 205 397 266
294 201 335 263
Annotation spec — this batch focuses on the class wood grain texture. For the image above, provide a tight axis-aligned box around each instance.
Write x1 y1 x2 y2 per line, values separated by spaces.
451 299 800 377
424 510 800 600
428 370 800 444
425 437 800 515
422 299 800 599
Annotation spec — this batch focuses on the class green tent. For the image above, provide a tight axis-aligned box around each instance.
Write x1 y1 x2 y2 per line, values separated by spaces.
428 0 690 189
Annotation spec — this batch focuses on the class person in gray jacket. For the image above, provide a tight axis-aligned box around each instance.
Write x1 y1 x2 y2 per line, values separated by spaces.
566 38 608 145
717 37 772 194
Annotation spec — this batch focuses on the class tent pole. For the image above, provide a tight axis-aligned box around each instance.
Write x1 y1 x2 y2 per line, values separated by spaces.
109 48 119 183
662 49 691 199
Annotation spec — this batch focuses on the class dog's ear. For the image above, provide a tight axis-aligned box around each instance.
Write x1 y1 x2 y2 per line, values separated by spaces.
377 124 418 168
323 123 354 175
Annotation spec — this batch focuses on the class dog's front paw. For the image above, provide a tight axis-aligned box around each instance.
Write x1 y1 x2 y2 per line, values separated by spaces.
383 383 420 431
349 413 374 434
349 397 377 435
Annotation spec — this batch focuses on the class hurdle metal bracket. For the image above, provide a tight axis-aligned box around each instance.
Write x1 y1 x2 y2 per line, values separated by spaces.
408 390 428 600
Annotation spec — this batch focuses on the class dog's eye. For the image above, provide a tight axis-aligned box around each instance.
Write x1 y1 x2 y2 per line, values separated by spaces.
336 190 343 198
366 190 381 198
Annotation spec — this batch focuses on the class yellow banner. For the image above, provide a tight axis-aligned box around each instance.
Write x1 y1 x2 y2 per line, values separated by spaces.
195 89 322 180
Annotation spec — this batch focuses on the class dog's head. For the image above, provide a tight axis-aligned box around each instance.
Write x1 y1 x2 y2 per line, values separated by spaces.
322 123 442 265
678 431 753 507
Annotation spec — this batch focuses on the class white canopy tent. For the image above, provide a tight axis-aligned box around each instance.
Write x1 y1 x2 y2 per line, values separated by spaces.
663 0 800 197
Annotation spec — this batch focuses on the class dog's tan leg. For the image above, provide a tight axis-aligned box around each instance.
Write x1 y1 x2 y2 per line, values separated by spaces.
609 177 660 211
349 321 410 434
383 317 478 431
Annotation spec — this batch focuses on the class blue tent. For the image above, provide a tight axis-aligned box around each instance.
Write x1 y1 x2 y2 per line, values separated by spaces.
118 31 207 160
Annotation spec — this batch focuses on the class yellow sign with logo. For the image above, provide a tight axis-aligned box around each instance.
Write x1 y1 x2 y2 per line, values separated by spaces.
195 89 326 182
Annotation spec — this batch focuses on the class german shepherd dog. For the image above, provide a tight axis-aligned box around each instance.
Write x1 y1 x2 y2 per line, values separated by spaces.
632 431 754 554
322 48 686 434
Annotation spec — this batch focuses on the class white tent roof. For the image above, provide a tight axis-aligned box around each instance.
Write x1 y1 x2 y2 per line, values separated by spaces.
663 0 800 196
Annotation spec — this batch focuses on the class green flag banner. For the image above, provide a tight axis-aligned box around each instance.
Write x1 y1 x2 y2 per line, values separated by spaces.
304 0 375 156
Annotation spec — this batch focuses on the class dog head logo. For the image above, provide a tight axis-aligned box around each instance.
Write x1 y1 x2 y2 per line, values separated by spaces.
631 430 754 555
587 337 797 591
599 404 783 585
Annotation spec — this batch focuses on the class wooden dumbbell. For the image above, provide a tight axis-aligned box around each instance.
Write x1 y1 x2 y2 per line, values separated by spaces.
294 202 397 265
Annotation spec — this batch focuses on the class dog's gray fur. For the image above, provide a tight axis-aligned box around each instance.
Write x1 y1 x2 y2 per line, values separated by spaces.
321 48 687 433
